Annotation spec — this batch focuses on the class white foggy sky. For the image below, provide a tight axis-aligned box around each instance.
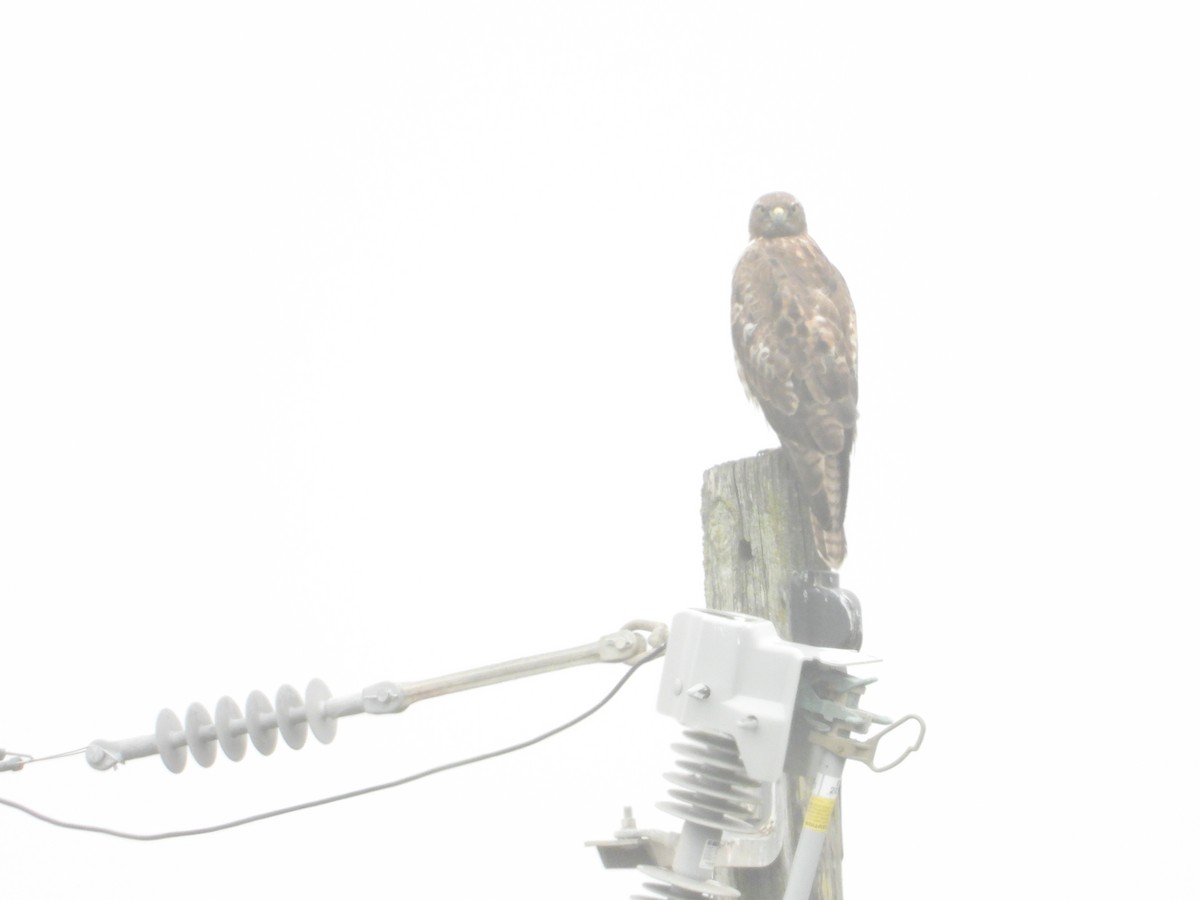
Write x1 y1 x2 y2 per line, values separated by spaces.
1 2 1196 897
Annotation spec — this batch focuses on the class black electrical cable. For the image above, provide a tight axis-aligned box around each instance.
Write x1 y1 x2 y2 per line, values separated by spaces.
0 644 664 841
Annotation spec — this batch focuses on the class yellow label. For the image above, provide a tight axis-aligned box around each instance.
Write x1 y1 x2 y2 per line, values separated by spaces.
803 796 836 832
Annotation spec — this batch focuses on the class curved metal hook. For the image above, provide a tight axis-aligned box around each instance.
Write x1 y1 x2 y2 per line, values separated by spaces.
618 619 669 664
865 714 926 773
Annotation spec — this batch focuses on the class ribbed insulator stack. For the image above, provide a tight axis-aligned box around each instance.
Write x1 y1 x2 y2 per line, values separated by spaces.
632 867 741 900
632 729 765 900
656 729 765 834
161 680 337 773
88 680 340 773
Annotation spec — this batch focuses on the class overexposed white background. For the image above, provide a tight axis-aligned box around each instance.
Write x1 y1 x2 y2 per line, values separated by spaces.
2 2 1197 897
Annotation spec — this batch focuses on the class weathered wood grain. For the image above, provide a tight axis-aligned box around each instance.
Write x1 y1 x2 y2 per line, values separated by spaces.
701 448 843 900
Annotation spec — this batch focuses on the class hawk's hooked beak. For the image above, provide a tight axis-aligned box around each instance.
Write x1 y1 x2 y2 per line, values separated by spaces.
770 206 787 223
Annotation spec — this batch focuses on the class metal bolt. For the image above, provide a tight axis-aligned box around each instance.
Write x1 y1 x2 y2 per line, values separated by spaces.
737 716 759 731
673 679 683 695
687 683 711 700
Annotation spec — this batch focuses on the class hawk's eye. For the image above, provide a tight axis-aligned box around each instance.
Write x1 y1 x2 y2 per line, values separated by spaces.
754 205 766 214
790 203 800 213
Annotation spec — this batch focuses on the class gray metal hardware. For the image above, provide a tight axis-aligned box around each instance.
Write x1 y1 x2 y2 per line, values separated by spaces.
81 620 667 773
590 608 922 900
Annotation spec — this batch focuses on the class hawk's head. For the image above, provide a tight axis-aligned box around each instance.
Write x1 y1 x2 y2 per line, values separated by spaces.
748 192 807 239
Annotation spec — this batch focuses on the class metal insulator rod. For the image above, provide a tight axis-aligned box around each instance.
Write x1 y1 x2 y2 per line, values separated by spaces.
82 622 665 774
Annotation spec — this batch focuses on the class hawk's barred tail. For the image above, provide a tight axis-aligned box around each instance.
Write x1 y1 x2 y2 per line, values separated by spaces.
781 439 849 569
817 452 849 569
811 514 847 569
782 439 849 566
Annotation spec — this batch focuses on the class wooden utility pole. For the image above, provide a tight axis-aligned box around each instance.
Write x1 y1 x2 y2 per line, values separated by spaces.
701 448 844 900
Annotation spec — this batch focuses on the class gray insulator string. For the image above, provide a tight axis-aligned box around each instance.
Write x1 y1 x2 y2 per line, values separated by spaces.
0 645 663 841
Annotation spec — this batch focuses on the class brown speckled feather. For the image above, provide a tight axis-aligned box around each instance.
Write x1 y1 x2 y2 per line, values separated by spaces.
732 192 858 567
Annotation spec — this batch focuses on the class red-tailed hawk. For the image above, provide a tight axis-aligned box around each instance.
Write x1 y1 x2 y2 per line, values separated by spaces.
732 191 858 568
